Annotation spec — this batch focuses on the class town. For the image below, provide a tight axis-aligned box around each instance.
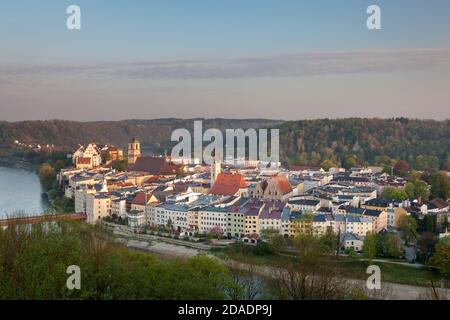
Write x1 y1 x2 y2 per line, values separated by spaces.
57 138 449 257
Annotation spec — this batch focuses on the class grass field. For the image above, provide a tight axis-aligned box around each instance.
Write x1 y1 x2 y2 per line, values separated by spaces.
211 247 448 288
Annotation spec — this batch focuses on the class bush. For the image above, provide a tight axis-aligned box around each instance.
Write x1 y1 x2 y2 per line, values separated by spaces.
0 222 236 299
254 242 273 256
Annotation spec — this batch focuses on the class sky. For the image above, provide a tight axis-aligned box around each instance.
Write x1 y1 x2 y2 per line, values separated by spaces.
1 0 450 121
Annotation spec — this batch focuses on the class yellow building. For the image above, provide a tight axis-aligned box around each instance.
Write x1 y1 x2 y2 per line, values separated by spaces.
289 212 313 238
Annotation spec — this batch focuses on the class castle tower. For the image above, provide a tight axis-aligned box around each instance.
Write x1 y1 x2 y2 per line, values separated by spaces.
210 160 221 187
128 138 141 165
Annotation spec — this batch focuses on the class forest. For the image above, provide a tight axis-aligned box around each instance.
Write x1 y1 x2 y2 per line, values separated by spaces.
0 118 449 170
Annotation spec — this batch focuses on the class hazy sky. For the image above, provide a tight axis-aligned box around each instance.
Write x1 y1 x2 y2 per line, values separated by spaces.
1 0 450 121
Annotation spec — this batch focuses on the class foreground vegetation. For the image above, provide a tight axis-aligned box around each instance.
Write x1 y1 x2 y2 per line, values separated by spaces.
0 221 403 300
0 222 237 300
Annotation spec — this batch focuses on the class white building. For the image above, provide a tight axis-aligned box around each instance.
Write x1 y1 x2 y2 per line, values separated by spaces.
86 193 111 224
198 206 229 234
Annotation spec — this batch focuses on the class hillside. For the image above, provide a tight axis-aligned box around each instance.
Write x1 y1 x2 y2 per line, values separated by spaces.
0 118 449 170
277 118 449 170
0 118 282 154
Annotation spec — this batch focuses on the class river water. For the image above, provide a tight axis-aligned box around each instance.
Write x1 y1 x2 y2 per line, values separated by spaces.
0 165 47 218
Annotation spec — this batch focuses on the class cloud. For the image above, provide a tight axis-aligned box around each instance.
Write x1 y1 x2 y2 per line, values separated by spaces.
1 49 450 82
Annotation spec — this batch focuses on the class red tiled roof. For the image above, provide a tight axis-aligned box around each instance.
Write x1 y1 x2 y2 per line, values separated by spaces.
143 176 161 184
429 198 449 209
76 157 92 165
132 192 151 206
210 173 247 196
272 175 293 195
127 156 180 175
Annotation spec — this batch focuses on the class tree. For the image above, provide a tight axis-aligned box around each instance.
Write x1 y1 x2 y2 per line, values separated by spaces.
111 159 127 172
417 232 438 263
398 215 418 245
394 160 409 176
381 233 403 258
38 163 56 191
321 159 337 171
363 232 379 263
210 225 223 240
175 167 184 182
319 230 338 255
261 228 284 253
381 187 408 201
405 179 430 203
430 171 450 200
429 239 450 278
343 155 358 169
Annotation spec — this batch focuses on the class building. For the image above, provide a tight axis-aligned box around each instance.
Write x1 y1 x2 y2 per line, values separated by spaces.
287 199 321 212
387 207 407 228
128 156 182 176
76 157 93 169
128 138 141 165
363 209 388 233
253 175 293 201
259 201 286 234
289 211 313 237
211 161 221 186
210 173 248 197
227 207 246 238
104 146 124 163
345 215 373 237
198 206 229 235
72 143 102 168
342 233 364 252
312 214 334 236
83 143 102 167
242 202 263 235
151 203 189 232
111 197 127 218
131 192 159 212
86 193 111 224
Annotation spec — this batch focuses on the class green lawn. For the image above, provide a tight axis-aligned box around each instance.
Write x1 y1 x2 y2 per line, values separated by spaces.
338 260 448 288
211 247 448 288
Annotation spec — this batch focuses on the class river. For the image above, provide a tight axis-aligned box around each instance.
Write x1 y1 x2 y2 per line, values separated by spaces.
0 165 47 218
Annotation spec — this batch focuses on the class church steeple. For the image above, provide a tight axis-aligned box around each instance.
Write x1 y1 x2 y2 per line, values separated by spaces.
128 138 141 165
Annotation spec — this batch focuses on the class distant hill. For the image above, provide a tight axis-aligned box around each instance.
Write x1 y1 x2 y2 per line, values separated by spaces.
0 118 448 169
277 118 449 170
0 118 282 154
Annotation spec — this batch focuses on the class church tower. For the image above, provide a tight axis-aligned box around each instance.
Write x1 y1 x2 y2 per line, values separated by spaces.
128 138 141 165
210 160 221 187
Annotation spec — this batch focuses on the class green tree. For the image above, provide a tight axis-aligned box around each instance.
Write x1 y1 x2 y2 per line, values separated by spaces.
261 228 284 253
38 163 56 191
363 232 379 263
381 233 403 258
398 215 418 245
429 239 450 278
430 171 450 200
320 159 337 171
111 159 127 172
381 187 408 201
405 179 430 203
342 155 358 169
417 232 438 263
319 230 338 255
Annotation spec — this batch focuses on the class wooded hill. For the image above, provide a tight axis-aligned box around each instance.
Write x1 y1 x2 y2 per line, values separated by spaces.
0 118 448 170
